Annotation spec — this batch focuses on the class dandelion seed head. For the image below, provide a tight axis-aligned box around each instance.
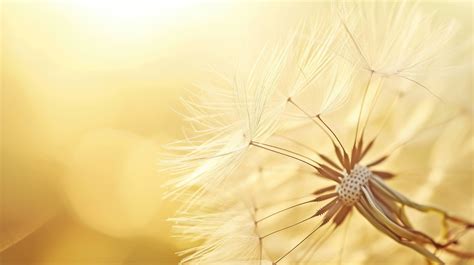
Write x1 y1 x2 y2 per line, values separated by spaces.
338 164 370 206
165 1 474 264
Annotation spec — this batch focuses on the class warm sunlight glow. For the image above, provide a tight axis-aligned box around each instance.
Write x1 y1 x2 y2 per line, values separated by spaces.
70 0 204 32
74 0 199 18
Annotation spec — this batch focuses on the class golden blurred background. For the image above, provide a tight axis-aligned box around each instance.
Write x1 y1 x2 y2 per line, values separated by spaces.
1 1 472 264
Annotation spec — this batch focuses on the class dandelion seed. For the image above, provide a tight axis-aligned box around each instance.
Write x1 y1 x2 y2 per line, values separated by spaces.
338 1 458 79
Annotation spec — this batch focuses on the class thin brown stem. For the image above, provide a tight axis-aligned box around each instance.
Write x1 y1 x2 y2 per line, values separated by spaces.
374 92 401 139
256 199 317 223
354 71 374 147
316 115 347 155
361 77 383 137
274 222 327 263
288 99 334 141
297 224 335 263
261 215 315 239
250 142 317 169
289 98 347 155
252 141 321 165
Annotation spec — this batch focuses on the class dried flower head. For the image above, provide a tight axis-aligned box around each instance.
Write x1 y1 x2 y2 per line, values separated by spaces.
165 1 473 264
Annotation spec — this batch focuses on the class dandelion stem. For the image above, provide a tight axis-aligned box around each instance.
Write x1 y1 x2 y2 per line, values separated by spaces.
398 75 444 103
297 224 335 263
361 78 383 136
374 93 401 139
274 134 319 155
256 199 317 223
354 71 373 147
338 12 370 69
274 222 327 263
261 215 315 239
316 115 347 155
256 194 315 211
250 142 317 169
288 98 347 154
251 141 321 165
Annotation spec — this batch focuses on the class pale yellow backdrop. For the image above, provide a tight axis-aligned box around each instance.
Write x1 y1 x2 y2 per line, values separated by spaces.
1 1 472 264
